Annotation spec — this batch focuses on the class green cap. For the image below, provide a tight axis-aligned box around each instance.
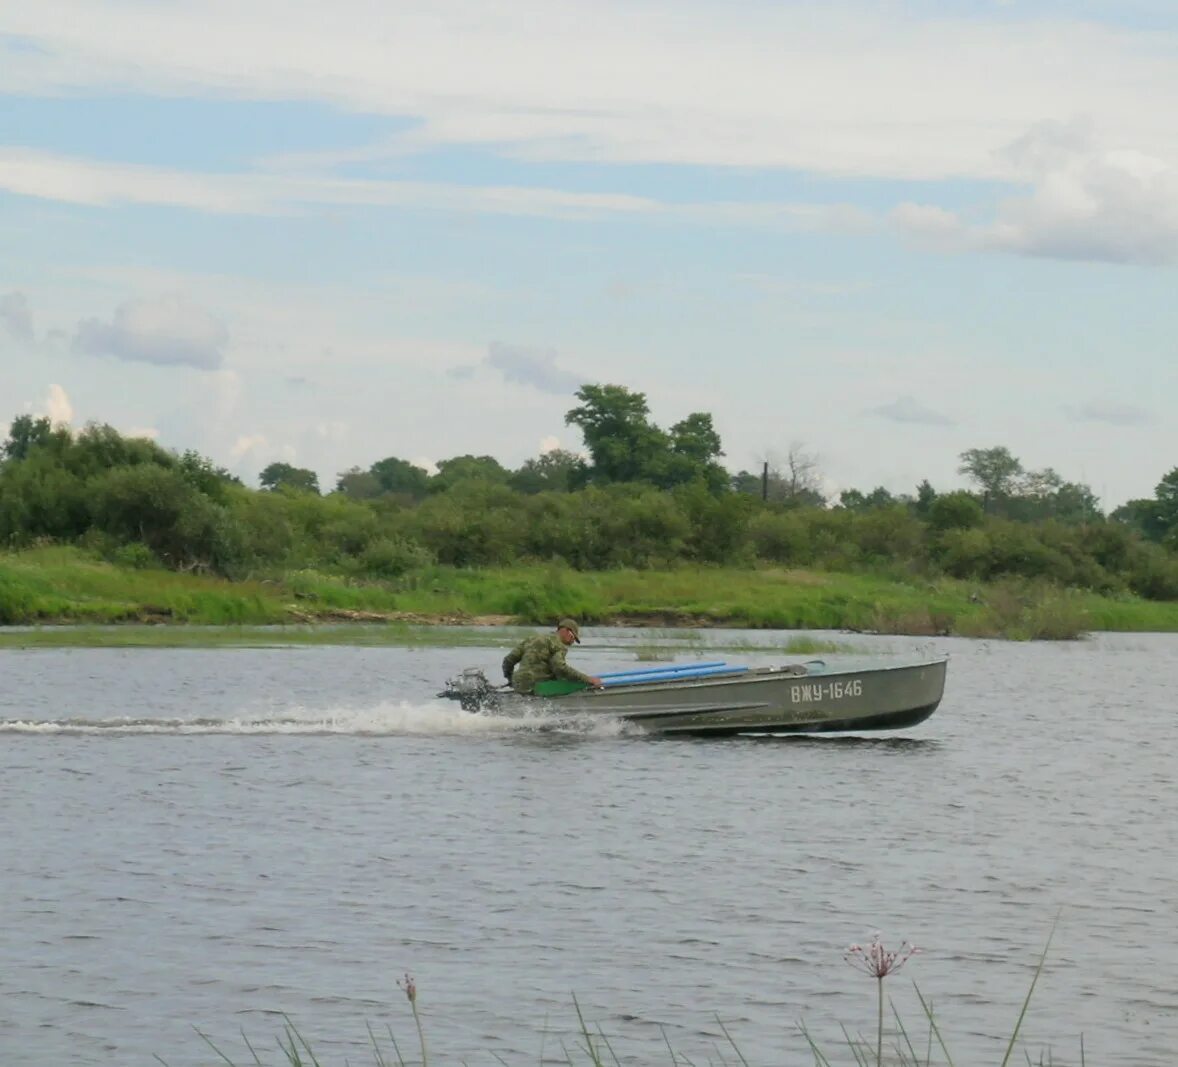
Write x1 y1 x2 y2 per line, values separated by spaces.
557 617 581 642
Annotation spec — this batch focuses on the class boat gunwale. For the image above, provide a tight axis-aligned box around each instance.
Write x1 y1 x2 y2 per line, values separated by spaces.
576 654 949 695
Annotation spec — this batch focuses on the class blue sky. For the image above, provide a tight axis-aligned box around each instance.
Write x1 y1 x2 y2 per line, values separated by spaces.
2 1 1177 509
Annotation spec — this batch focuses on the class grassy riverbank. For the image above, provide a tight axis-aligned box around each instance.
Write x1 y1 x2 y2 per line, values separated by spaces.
3 544 1178 644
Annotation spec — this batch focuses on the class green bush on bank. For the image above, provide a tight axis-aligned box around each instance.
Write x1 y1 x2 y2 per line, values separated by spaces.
3 420 1178 636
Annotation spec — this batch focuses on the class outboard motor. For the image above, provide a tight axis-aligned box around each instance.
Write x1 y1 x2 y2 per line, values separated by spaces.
438 668 499 711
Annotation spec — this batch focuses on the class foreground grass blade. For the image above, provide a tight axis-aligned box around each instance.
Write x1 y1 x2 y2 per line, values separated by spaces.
571 994 604 1067
999 916 1060 1067
196 1027 239 1066
797 1019 835 1067
714 1015 750 1067
890 998 920 1066
366 1019 389 1067
912 984 956 1067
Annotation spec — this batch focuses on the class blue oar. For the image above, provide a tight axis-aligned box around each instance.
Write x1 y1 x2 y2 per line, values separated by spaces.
602 664 748 687
534 664 747 697
598 661 727 679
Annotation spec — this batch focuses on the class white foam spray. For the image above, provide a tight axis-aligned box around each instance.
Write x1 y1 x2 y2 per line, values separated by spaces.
0 700 637 738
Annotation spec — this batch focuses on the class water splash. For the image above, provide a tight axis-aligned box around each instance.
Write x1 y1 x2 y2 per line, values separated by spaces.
0 700 637 738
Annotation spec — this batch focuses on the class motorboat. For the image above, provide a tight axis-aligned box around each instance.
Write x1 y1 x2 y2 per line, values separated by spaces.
438 656 948 737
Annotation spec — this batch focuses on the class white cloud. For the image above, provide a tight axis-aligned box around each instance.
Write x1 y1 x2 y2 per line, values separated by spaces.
4 2 1177 181
46 383 73 426
988 136 1178 264
230 434 267 461
73 294 229 369
892 120 1178 264
0 148 867 232
0 147 661 219
6 4 1176 265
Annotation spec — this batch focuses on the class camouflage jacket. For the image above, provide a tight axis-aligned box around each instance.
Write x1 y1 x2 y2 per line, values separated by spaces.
502 633 594 694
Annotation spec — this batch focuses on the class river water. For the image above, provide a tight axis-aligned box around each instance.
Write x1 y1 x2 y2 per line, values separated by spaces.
1 628 1176 1066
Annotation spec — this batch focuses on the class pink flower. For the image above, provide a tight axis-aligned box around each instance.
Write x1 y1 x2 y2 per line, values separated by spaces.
845 933 919 979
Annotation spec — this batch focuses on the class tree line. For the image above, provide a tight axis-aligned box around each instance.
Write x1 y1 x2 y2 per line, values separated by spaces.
2 384 1178 602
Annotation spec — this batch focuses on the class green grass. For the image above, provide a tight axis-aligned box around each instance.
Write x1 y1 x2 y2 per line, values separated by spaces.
158 928 1084 1067
4 544 1178 644
0 545 283 625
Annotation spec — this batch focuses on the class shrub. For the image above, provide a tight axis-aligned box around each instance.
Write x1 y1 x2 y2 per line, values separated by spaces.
850 505 926 564
353 537 434 579
934 526 992 579
408 483 524 566
0 455 89 543
89 464 234 570
748 508 811 564
674 482 755 564
1124 542 1178 600
588 484 692 568
928 490 983 532
111 542 158 570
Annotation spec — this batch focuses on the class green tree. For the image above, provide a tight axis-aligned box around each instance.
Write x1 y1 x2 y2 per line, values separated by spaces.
408 481 522 565
730 468 765 497
587 483 691 567
334 466 383 500
674 482 754 562
852 505 926 563
369 456 431 499
927 490 984 532
89 464 238 570
0 453 88 542
669 413 723 466
1153 467 1178 542
430 454 511 494
259 462 320 494
565 384 732 492
662 413 728 493
565 384 671 484
1111 497 1169 542
510 449 587 494
177 449 241 503
958 446 1022 513
67 423 173 478
839 486 897 512
1007 467 1102 523
2 415 64 462
913 479 937 517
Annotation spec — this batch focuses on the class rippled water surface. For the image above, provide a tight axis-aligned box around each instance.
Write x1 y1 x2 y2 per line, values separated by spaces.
2 628 1177 1066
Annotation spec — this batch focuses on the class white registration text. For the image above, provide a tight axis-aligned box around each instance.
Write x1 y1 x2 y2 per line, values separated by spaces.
791 679 863 702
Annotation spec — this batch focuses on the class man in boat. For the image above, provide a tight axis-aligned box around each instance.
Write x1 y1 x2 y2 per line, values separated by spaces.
503 618 603 695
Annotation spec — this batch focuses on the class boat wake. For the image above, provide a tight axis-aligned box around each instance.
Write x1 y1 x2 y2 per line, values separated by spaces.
0 697 640 739
0 700 638 738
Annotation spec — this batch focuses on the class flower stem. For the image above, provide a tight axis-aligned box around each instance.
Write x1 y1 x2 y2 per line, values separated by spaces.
877 976 884 1066
410 1000 428 1067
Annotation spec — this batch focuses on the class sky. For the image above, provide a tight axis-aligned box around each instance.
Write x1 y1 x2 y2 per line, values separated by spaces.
2 0 1177 511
